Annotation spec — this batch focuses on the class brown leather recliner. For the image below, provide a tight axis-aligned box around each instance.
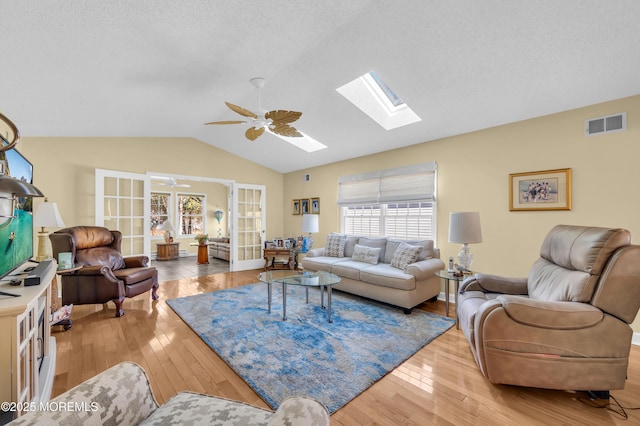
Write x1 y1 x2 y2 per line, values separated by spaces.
50 226 159 317
457 225 640 393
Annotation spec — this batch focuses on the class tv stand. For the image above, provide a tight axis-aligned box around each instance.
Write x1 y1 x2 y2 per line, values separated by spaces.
0 260 57 420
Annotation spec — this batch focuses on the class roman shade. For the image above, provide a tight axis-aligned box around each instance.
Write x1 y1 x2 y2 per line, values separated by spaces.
337 162 436 206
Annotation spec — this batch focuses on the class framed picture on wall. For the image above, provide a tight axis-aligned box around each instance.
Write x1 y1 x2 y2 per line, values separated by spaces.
509 168 572 211
310 197 320 214
301 199 310 214
292 199 301 215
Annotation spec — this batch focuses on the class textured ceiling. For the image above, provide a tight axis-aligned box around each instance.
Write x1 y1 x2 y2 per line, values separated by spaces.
2 1 639 173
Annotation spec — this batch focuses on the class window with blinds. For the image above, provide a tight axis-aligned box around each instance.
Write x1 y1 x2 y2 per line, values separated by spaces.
339 162 437 240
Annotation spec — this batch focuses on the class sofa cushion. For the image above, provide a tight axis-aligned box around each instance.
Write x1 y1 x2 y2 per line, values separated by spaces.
384 239 435 263
351 244 381 265
140 391 273 425
390 243 421 271
332 259 377 280
302 256 350 272
359 263 416 291
357 237 387 262
344 235 360 258
325 233 347 257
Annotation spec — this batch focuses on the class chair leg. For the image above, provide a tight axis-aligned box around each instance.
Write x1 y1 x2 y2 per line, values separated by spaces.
113 297 125 317
151 281 159 301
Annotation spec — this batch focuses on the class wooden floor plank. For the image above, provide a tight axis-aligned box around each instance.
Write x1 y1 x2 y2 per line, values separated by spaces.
51 269 640 425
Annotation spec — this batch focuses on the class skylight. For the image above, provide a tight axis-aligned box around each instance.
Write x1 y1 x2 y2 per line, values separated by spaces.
271 130 327 153
336 71 421 130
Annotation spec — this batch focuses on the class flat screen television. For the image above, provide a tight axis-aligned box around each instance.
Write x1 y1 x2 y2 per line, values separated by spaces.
0 149 34 280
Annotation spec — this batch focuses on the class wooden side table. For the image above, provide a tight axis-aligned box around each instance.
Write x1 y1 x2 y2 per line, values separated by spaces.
190 243 210 264
156 242 180 261
264 248 295 271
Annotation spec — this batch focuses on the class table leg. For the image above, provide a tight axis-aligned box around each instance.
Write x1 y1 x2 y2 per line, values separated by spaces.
267 282 272 314
320 285 325 309
454 280 459 329
444 278 450 317
305 287 309 304
327 286 333 323
282 283 287 321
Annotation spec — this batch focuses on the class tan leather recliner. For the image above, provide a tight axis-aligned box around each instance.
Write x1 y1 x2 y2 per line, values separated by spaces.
458 225 640 392
50 226 159 317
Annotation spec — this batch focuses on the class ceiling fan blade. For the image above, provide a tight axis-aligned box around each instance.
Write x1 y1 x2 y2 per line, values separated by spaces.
270 123 303 138
245 126 265 141
204 120 246 125
265 110 302 125
226 102 258 119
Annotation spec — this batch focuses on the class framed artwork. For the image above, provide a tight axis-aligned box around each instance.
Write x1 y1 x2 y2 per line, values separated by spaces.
509 168 572 211
301 198 310 214
292 199 301 215
310 197 320 214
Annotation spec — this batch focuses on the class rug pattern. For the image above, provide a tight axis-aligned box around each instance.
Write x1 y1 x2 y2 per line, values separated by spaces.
167 283 454 413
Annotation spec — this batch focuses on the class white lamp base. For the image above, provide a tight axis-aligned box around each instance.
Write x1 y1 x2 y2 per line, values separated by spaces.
457 243 474 271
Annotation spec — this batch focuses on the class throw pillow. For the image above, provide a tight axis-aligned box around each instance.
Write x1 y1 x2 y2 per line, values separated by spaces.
357 237 387 263
325 233 347 257
391 242 421 271
351 244 381 265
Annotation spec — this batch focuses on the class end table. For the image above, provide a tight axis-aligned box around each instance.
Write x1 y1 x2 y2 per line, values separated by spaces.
436 270 472 329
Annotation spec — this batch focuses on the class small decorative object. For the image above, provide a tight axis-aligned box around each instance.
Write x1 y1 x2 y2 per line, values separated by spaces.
448 211 482 271
310 197 320 214
194 233 208 245
213 210 224 237
292 199 300 215
509 168 572 211
58 252 73 270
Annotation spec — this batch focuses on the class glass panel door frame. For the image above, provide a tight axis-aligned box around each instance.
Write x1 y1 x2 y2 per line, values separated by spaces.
232 183 266 272
95 169 150 257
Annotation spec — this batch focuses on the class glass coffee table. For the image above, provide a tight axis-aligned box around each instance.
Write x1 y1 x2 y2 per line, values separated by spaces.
257 270 341 323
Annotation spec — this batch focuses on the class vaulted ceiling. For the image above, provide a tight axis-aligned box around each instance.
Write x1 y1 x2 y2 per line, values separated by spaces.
2 1 639 173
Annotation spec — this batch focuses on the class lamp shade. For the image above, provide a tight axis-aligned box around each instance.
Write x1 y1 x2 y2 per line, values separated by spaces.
158 220 176 233
34 199 66 228
301 214 319 233
448 211 482 244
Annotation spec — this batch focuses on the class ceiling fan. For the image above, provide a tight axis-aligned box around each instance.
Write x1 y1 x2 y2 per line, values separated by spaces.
157 178 190 188
205 77 303 141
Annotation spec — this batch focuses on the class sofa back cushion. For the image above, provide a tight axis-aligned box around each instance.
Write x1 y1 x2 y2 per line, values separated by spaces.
76 247 126 270
344 236 360 258
357 237 387 263
384 239 435 264
528 225 631 302
352 244 381 265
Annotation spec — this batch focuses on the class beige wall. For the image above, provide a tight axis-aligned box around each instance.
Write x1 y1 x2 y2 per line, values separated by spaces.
21 136 285 253
284 94 640 332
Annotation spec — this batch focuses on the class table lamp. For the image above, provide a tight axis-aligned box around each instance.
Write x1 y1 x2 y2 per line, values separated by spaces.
33 198 66 261
301 214 319 252
159 220 176 242
448 211 482 271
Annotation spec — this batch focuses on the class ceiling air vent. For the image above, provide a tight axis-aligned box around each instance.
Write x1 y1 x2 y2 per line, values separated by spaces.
585 112 626 136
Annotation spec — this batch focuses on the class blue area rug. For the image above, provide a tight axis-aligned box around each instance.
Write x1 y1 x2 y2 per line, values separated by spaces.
167 283 454 413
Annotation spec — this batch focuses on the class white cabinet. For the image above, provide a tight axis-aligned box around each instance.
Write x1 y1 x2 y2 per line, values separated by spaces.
0 261 56 419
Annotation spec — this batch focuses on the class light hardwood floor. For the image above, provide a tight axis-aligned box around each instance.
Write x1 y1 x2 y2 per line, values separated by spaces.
52 271 640 425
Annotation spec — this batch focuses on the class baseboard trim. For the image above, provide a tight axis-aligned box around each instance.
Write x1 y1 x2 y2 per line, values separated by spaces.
439 293 640 347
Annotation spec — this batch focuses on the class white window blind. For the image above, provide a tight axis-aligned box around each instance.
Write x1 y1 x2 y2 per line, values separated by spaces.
337 162 436 206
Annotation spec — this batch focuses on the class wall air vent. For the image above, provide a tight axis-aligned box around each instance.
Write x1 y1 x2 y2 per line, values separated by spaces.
585 112 626 136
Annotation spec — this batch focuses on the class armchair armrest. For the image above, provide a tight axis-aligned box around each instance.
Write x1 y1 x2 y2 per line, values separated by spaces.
496 295 604 329
459 273 528 295
406 258 445 281
267 396 330 426
124 255 150 268
10 362 158 425
74 265 120 284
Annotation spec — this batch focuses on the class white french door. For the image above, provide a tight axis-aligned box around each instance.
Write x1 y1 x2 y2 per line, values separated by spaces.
95 169 151 257
232 183 266 271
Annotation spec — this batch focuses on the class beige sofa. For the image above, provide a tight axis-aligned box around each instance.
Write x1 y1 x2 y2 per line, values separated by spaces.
457 225 640 393
301 234 444 313
9 362 329 425
208 237 230 261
